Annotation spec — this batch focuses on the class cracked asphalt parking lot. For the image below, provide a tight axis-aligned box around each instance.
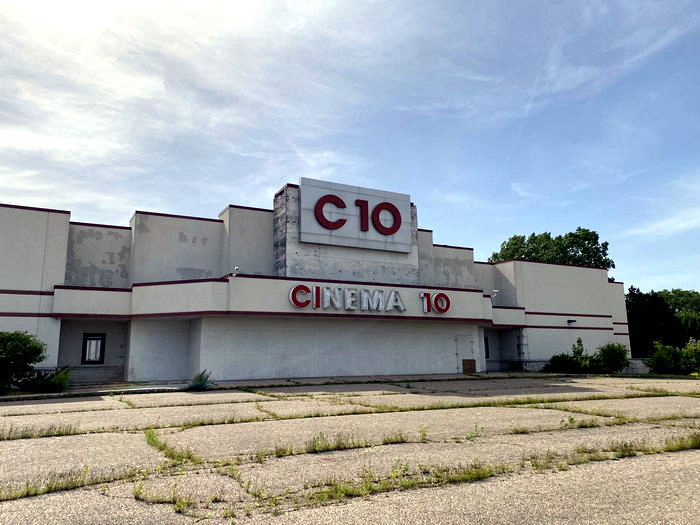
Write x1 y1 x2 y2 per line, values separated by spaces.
1 374 698 524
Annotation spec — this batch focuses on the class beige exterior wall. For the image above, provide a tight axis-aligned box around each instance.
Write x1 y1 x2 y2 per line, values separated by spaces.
194 316 482 381
65 224 131 288
0 205 69 291
126 319 192 381
219 206 274 277
129 212 224 284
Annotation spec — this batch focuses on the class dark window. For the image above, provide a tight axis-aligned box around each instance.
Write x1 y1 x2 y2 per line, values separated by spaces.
82 333 106 364
484 336 490 359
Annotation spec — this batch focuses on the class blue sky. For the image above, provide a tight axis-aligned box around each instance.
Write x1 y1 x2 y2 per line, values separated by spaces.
1 1 699 291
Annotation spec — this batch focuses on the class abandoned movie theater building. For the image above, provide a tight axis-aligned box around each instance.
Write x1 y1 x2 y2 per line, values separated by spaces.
0 178 630 383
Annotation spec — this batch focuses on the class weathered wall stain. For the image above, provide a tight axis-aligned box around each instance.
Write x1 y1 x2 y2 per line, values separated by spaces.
176 267 213 279
65 226 131 287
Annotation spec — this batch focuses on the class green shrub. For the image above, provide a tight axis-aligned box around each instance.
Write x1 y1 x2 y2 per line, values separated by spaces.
543 339 630 374
21 367 72 393
542 338 588 373
186 369 213 391
589 343 630 373
680 339 700 375
0 331 47 393
644 340 700 375
644 342 683 375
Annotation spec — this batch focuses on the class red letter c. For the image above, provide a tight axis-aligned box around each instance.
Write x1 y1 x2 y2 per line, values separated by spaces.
289 285 311 308
314 194 347 230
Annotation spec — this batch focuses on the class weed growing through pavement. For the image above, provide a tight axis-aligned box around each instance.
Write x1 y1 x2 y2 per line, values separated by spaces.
119 397 137 408
559 416 600 429
304 432 372 453
0 466 142 502
144 429 202 464
133 480 194 513
419 425 429 442
382 430 408 445
0 423 82 441
510 425 531 434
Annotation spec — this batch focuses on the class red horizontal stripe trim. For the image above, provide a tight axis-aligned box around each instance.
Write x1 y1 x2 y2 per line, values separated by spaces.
54 310 494 323
614 332 630 336
612 322 629 325
70 221 131 230
54 285 132 292
0 312 54 317
133 277 229 287
226 204 273 214
525 311 613 318
527 325 613 331
433 244 474 251
133 210 223 223
0 202 70 215
493 305 526 310
52 313 131 319
233 273 485 294
0 289 54 296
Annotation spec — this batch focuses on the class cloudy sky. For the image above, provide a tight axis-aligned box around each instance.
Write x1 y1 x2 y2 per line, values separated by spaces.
2 1 699 291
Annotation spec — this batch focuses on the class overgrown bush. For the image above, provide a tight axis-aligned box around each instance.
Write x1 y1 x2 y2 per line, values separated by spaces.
186 369 213 391
542 338 588 373
644 340 700 375
543 338 630 374
589 343 630 374
20 367 72 393
0 331 47 393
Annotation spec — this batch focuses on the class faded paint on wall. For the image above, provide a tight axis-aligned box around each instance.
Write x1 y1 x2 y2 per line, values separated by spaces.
431 246 477 288
65 225 131 288
129 213 224 284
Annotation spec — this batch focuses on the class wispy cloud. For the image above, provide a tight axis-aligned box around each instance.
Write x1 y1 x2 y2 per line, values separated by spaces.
510 183 539 199
619 171 700 239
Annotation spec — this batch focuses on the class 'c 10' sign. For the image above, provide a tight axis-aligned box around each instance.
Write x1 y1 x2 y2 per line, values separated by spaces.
314 194 402 235
299 177 412 253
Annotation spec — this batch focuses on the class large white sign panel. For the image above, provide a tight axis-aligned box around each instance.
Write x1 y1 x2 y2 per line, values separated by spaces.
299 178 412 253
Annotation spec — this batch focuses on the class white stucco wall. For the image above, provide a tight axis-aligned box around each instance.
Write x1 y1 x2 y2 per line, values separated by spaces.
196 316 482 380
126 319 192 381
129 213 224 284
220 206 274 277
65 224 131 288
430 245 477 288
0 205 69 291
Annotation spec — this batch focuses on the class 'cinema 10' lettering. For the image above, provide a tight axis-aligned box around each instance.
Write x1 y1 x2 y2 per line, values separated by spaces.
314 194 402 235
289 285 451 314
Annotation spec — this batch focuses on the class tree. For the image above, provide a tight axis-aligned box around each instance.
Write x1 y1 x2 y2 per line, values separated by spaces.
625 287 684 358
488 227 615 270
657 289 700 314
0 331 47 393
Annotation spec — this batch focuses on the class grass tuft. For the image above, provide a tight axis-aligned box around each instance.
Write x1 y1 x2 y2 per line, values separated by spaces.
0 466 140 502
382 430 408 445
305 432 372 453
0 424 81 441
144 429 201 464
